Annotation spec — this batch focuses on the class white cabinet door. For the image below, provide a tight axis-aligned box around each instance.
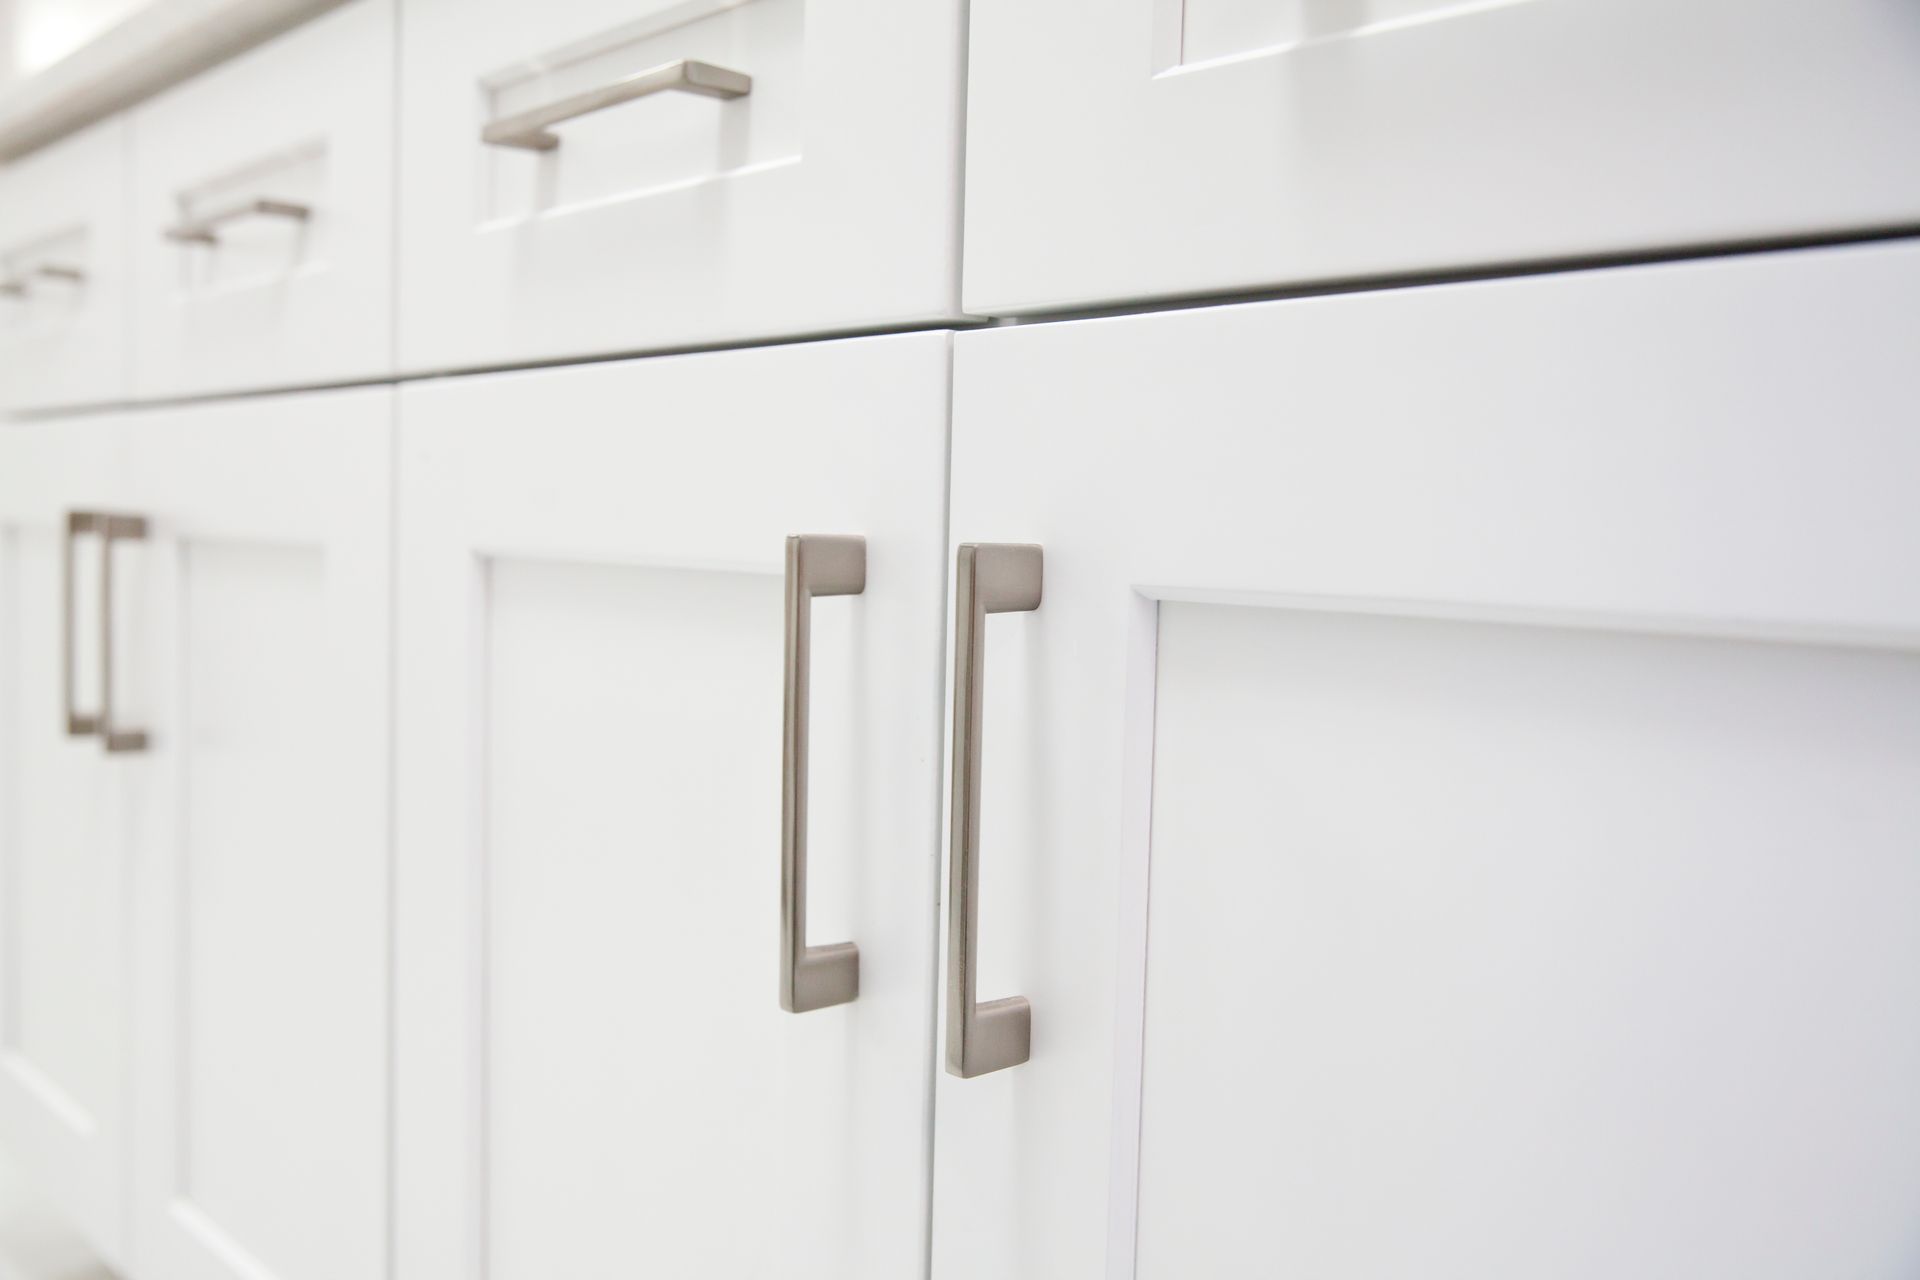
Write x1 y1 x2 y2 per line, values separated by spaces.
395 333 951 1280
397 0 965 372
0 418 133 1269
963 0 1920 315
120 390 393 1280
934 242 1920 1279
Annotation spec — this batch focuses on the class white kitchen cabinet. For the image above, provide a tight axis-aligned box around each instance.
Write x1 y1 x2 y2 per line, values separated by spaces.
394 333 951 1280
116 389 393 1280
0 116 130 411
128 0 395 398
0 418 134 1270
963 0 1920 315
934 240 1920 1279
396 0 966 373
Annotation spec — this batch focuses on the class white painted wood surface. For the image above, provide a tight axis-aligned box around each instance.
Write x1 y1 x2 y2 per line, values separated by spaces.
0 418 132 1272
395 332 952 1280
396 0 967 372
120 388 393 1280
0 117 130 412
128 0 393 398
934 240 1920 1278
964 0 1920 314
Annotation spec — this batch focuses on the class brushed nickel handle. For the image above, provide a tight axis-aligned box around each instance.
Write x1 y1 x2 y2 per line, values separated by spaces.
62 511 99 737
946 542 1041 1078
2 264 82 297
481 58 751 152
164 196 310 246
96 513 147 754
781 535 863 1013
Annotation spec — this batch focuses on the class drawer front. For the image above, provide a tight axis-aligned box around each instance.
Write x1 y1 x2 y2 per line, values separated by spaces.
129 0 395 398
0 118 130 412
397 0 965 373
964 0 1920 314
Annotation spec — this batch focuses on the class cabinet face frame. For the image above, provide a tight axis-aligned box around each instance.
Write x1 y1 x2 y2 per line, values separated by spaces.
962 0 1920 315
394 332 953 1280
121 389 395 1280
0 417 132 1268
934 241 1920 1279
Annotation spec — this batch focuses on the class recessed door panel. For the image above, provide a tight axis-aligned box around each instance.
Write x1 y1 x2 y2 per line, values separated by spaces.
1137 602 1920 1277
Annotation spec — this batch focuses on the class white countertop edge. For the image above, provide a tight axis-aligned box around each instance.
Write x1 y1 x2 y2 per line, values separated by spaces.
0 0 348 162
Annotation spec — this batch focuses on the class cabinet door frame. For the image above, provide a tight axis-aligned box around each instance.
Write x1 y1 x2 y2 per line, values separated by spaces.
934 241 1920 1278
123 389 394 1280
395 331 954 1280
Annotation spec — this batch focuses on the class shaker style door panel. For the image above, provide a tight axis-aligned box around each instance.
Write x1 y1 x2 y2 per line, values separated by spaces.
963 0 1920 314
121 390 394 1280
0 418 132 1269
395 333 951 1280
0 118 130 411
396 0 965 372
128 0 395 398
935 241 1920 1279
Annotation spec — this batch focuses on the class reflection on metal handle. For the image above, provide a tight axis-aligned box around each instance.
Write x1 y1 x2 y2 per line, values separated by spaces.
481 58 752 152
781 535 863 1013
164 197 311 245
2 264 83 296
946 543 1041 1078
62 512 98 737
97 513 147 754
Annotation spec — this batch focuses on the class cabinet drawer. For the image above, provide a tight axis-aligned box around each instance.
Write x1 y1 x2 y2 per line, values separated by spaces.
0 119 130 412
964 0 1920 314
397 0 965 373
129 0 395 398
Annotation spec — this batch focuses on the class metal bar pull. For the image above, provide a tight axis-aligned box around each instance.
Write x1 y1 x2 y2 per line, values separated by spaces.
62 511 99 737
482 58 752 152
946 542 1041 1078
97 513 148 754
781 535 864 1013
164 197 311 246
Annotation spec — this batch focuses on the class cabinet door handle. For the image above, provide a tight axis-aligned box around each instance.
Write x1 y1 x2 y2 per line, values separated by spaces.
481 58 751 152
780 535 863 1013
62 511 99 737
97 513 148 754
946 542 1041 1078
164 197 311 246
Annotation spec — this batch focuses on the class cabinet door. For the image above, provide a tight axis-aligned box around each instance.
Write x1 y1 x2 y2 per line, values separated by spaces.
121 390 393 1280
963 0 1920 315
0 418 132 1268
935 242 1920 1279
396 333 951 1279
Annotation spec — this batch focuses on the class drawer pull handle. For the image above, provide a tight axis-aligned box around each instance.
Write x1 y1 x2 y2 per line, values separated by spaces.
481 58 752 152
1 264 83 296
780 535 864 1013
63 511 148 752
164 197 311 246
946 542 1041 1078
